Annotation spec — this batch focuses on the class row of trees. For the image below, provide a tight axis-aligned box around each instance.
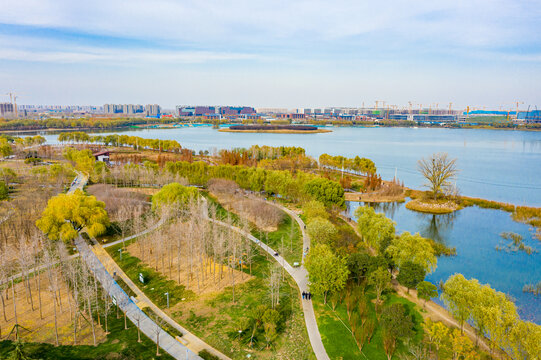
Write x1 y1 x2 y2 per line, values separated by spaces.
319 153 377 175
162 161 345 207
58 132 183 152
0 117 160 131
441 274 541 359
0 230 111 347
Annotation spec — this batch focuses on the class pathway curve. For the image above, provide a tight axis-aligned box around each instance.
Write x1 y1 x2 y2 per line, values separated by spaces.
206 197 331 360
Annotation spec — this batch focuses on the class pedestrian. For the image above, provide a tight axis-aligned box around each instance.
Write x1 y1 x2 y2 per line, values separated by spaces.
302 291 305 299
308 292 312 300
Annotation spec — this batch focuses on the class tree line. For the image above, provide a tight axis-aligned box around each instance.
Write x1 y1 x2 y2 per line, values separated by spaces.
58 132 183 152
319 153 377 175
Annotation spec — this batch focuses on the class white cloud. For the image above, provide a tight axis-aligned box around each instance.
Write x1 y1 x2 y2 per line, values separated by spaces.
1 0 539 49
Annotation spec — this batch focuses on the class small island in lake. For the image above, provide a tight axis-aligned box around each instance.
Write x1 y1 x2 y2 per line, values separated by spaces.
219 124 332 133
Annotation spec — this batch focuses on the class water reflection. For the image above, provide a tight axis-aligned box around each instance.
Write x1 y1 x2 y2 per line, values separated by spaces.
355 201 457 245
416 211 456 246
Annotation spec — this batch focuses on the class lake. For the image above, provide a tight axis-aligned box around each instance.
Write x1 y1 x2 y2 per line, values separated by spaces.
346 201 541 324
41 125 541 206
38 125 541 322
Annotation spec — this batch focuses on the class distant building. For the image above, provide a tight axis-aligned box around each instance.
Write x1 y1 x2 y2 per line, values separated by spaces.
93 150 110 163
104 104 145 115
517 110 541 123
0 103 14 116
145 104 161 116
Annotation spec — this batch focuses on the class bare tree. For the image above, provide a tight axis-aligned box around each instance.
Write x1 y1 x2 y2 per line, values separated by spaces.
418 153 459 200
153 315 165 356
132 309 143 343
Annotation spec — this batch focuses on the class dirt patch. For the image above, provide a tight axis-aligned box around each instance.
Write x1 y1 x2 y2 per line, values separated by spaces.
127 238 253 296
0 271 106 345
210 190 283 232
125 187 160 196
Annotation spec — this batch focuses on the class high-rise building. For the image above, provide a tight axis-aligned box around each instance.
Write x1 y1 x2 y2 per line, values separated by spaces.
146 104 161 116
0 103 14 116
104 104 145 114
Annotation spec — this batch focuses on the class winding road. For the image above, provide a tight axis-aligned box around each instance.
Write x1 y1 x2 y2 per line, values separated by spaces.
206 197 331 360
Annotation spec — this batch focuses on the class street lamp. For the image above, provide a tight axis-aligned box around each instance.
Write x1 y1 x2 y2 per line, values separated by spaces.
164 292 169 308
118 248 123 260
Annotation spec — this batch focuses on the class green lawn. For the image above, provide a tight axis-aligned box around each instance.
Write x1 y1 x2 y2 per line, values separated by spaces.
0 309 173 360
313 288 425 360
107 228 315 360
254 211 303 265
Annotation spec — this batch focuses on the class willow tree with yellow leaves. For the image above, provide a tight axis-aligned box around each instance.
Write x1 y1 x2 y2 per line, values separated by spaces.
36 189 109 242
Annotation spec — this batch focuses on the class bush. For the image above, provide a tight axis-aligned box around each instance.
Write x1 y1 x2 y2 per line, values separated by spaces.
198 349 220 360
0 181 7 200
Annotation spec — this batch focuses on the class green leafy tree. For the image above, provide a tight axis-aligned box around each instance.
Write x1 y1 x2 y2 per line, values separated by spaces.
386 231 437 273
302 200 329 220
36 189 109 242
306 216 337 246
441 274 478 334
368 266 391 305
416 281 438 306
63 148 95 174
304 243 349 303
151 182 199 211
0 168 17 186
0 181 8 200
396 261 426 293
303 177 345 208
418 152 459 200
354 206 395 252
380 303 415 359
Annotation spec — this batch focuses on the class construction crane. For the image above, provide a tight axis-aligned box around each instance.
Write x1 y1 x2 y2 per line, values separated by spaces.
3 92 19 117
375 100 385 111
448 102 453 114
515 101 524 118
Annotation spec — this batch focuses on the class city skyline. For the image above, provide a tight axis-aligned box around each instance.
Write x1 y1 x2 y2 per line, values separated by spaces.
1 0 540 109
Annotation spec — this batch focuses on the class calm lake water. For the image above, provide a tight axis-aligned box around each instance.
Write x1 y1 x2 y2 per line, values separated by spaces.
42 125 541 206
347 201 541 324
38 125 541 322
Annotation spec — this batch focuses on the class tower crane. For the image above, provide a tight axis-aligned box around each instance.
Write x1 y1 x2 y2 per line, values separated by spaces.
448 102 453 114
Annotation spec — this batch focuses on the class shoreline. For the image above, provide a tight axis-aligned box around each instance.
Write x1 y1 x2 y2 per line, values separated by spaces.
1 123 540 134
218 128 332 134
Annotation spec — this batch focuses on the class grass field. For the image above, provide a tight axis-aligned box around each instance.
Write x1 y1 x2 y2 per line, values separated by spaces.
106 217 315 359
313 289 424 360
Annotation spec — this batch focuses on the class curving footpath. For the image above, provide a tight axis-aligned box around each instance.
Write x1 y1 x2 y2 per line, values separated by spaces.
206 198 331 360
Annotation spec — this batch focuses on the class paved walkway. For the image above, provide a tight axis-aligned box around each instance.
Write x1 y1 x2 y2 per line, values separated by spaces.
208 198 331 360
75 235 201 359
68 172 205 359
91 239 230 360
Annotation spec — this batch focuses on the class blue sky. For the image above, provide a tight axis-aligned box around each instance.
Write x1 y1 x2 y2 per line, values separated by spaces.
1 0 540 109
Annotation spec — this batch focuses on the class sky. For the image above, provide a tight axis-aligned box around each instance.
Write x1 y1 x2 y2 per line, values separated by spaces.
1 0 540 109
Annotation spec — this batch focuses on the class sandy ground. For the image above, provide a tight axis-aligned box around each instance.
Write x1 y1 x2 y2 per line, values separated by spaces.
127 241 253 295
0 271 106 345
